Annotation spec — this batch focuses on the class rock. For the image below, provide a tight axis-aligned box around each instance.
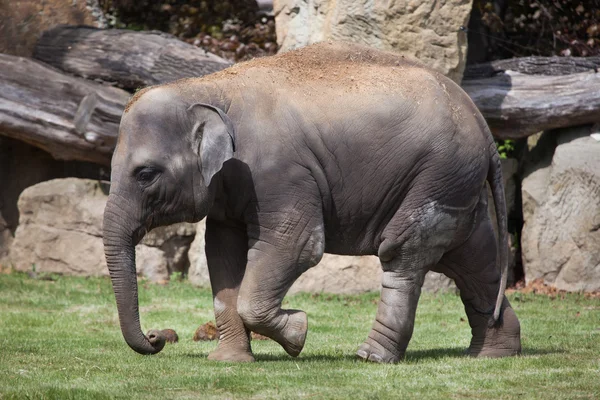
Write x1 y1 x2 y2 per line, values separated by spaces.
0 137 108 240
7 178 195 282
422 271 457 293
135 246 169 282
0 0 106 57
521 125 600 292
487 158 519 285
9 179 110 276
272 0 472 83
289 255 381 294
140 223 196 276
289 256 455 294
189 224 455 293
0 212 12 262
188 220 210 287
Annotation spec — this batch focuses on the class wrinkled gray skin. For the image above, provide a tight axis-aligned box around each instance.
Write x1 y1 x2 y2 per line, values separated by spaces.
103 42 521 363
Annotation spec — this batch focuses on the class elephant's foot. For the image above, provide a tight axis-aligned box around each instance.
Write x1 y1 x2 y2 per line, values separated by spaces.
356 337 403 364
276 310 308 357
467 299 522 358
207 344 255 362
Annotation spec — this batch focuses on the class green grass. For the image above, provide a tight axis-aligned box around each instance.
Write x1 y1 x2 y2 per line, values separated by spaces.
0 272 599 399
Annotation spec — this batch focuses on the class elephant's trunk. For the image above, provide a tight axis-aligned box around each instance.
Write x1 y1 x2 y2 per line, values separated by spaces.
103 195 165 355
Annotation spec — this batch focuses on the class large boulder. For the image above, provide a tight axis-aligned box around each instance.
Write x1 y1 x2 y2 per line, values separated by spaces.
187 220 456 294
521 125 600 292
0 0 106 57
0 211 12 261
188 220 210 286
272 0 472 83
7 178 195 281
488 158 519 285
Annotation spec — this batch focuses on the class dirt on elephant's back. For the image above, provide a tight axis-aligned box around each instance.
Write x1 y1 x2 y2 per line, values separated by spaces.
199 41 440 96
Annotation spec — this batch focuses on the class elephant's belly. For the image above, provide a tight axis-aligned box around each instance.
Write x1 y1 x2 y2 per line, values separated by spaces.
322 225 381 256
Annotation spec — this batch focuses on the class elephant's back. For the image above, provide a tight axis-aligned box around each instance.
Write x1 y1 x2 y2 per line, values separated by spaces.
201 41 439 97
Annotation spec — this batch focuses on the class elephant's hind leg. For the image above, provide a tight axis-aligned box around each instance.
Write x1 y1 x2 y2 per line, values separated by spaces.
439 193 521 358
357 201 461 363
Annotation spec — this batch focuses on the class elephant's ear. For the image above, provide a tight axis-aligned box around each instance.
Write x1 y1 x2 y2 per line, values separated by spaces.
187 103 236 186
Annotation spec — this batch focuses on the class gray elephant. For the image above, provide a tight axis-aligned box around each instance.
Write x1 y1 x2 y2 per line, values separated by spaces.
103 41 521 363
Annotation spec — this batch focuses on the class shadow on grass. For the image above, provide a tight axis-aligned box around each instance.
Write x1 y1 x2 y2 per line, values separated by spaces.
2 387 123 400
182 346 564 363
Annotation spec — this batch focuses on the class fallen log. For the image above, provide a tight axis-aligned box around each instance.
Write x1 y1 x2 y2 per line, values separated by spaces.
33 25 232 91
462 70 600 139
4 36 600 164
463 56 600 79
0 54 128 165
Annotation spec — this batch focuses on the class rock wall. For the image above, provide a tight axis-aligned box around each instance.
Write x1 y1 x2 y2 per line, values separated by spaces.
521 125 600 292
5 178 195 282
0 211 11 261
273 0 472 83
188 226 456 294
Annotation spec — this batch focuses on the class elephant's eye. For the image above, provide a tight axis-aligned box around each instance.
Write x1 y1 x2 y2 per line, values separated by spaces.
135 166 161 185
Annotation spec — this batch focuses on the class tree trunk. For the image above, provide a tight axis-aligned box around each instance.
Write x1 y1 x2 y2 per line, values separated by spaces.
33 25 232 91
0 54 128 165
3 43 600 164
462 70 600 139
463 56 600 79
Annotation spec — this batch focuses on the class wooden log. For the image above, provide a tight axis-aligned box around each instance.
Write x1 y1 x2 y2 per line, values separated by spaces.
33 25 232 91
4 37 600 163
464 56 600 79
0 54 128 166
32 26 600 140
463 70 600 139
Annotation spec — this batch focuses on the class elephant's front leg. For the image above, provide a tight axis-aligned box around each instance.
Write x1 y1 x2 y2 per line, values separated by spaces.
237 209 325 357
205 218 254 362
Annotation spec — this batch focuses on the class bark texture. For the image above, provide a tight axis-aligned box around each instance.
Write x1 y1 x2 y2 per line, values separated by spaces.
463 56 600 79
462 70 600 139
0 54 128 165
33 25 232 90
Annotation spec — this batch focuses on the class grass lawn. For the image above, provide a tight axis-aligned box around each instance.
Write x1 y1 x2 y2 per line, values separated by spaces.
0 272 598 400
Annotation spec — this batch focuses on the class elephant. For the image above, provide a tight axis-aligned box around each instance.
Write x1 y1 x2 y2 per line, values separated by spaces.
103 41 522 363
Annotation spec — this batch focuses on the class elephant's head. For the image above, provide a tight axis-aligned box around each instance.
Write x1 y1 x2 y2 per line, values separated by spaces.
103 86 235 354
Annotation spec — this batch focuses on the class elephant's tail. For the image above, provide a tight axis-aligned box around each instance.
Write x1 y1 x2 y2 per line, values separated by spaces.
487 143 508 326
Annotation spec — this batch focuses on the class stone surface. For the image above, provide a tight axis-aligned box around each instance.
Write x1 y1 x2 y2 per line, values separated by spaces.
0 0 106 57
6 178 195 281
0 212 12 262
273 0 472 83
487 158 519 285
521 125 600 292
290 257 455 294
188 222 456 294
188 220 209 286
0 137 108 236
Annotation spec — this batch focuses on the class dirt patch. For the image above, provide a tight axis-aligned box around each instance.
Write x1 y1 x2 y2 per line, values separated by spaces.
507 279 600 299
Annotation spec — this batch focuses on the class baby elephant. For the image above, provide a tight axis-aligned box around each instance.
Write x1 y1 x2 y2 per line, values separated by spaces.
103 41 522 363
